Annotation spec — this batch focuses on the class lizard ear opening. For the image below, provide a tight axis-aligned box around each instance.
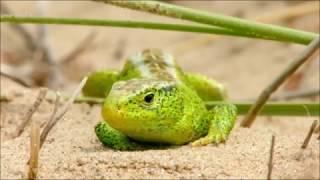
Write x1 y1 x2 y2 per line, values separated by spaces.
144 93 154 103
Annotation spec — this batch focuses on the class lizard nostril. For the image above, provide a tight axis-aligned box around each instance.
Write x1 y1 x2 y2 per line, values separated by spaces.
112 81 126 90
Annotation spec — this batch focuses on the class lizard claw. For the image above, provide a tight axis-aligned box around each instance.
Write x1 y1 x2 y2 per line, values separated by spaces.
191 137 213 146
191 133 226 147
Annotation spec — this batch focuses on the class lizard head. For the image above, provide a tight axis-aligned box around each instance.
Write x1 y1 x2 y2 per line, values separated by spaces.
101 78 187 143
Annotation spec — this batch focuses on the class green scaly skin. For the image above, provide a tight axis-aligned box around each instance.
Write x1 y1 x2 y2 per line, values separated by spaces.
83 49 237 151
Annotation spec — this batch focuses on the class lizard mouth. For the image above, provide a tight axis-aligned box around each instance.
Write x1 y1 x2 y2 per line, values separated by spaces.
102 105 123 130
101 97 125 131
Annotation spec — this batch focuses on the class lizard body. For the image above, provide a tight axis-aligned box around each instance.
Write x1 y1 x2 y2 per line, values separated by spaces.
83 49 236 150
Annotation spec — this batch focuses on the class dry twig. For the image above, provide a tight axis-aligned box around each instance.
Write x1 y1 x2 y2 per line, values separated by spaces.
28 120 40 180
13 88 47 138
60 31 97 64
35 1 55 65
39 77 87 148
315 124 320 133
267 135 275 180
1 1 94 88
34 1 66 88
1 1 66 88
0 95 10 102
0 2 37 52
39 91 60 148
283 52 319 91
241 37 320 127
0 69 31 87
301 120 318 149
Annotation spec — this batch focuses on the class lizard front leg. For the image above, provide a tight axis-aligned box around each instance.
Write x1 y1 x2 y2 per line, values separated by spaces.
95 121 141 151
184 73 227 101
83 70 119 98
192 103 237 146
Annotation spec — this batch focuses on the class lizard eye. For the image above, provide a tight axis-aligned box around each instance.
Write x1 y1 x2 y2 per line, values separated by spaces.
144 93 154 103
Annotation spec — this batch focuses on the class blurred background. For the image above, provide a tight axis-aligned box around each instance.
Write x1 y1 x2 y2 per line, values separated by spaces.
1 2 319 179
1 0 319 101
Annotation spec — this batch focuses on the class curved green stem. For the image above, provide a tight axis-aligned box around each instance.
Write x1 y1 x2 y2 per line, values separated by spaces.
206 101 319 116
0 15 305 43
71 96 319 116
98 0 319 45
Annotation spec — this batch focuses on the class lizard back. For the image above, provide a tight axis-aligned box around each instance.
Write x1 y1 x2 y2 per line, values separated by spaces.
128 49 181 81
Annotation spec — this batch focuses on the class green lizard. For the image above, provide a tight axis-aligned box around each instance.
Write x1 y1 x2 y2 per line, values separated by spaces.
83 49 237 150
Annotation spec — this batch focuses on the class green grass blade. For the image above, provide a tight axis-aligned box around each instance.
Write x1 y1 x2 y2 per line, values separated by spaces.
1 15 309 43
99 0 319 45
206 101 319 116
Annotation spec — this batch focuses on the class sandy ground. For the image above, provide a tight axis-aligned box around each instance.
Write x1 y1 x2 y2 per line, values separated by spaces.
1 1 320 179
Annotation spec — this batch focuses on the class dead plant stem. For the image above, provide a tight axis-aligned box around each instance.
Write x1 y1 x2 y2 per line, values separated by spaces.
301 120 318 149
28 120 40 180
241 37 320 127
267 135 275 180
39 77 87 148
13 88 47 138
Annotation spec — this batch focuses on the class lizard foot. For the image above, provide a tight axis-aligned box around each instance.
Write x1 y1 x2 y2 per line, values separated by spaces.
95 122 140 151
191 133 226 147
